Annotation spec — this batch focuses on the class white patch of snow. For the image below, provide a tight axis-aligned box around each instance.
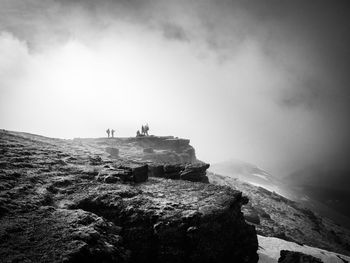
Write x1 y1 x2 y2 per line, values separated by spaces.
258 235 350 263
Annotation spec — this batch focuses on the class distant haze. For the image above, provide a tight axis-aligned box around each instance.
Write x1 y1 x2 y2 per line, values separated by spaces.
1 0 350 177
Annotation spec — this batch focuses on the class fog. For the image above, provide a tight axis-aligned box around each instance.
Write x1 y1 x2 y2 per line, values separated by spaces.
1 0 350 177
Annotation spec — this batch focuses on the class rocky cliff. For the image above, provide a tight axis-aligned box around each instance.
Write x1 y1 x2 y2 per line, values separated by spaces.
73 135 197 164
0 130 258 263
208 172 350 258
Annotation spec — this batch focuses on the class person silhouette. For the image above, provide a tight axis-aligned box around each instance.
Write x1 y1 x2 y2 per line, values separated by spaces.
106 128 110 138
111 129 115 138
144 123 149 136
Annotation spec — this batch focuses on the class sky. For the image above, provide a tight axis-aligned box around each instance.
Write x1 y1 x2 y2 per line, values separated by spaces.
1 0 350 177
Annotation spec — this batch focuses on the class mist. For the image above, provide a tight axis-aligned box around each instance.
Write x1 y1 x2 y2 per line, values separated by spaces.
1 0 350 177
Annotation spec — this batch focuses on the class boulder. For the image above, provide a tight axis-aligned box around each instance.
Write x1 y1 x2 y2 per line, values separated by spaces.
118 163 149 183
278 250 323 263
70 178 259 263
180 163 210 183
131 164 148 183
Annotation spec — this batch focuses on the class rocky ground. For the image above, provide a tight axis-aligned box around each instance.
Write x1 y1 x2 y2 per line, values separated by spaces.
2 129 350 263
0 130 258 263
208 172 350 257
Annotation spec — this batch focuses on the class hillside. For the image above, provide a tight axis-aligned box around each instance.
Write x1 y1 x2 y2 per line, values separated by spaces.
208 172 350 259
0 130 258 263
209 160 282 194
210 160 350 231
1 129 350 263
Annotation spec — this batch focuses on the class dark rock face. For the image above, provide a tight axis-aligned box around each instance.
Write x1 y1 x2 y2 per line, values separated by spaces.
163 164 183 179
148 163 210 183
67 179 258 263
0 130 259 263
148 164 164 178
278 250 323 263
180 163 210 183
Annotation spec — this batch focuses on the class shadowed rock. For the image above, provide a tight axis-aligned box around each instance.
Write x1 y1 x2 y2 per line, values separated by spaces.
148 164 164 177
67 178 258 263
118 163 149 183
148 163 210 183
180 163 210 183
278 250 323 263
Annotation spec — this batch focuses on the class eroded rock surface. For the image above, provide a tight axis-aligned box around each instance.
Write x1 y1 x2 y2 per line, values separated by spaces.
62 179 257 263
0 208 128 263
0 130 258 263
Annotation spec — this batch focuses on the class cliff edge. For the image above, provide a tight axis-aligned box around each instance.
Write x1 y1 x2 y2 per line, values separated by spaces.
0 130 258 263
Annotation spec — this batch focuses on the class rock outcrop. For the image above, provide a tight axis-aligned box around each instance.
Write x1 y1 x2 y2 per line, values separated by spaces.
74 135 197 164
209 172 350 257
278 250 323 263
96 163 149 184
64 178 258 263
0 130 259 263
149 163 210 183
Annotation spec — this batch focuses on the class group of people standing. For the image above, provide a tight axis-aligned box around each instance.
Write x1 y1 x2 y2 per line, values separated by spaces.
106 124 150 138
136 124 149 137
106 128 115 138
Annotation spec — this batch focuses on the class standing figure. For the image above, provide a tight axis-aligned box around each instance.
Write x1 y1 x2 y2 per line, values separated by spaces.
144 123 149 136
111 129 115 138
141 125 145 135
106 128 110 138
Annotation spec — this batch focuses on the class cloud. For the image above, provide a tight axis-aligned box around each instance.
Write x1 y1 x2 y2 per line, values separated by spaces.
1 0 350 176
160 22 189 42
